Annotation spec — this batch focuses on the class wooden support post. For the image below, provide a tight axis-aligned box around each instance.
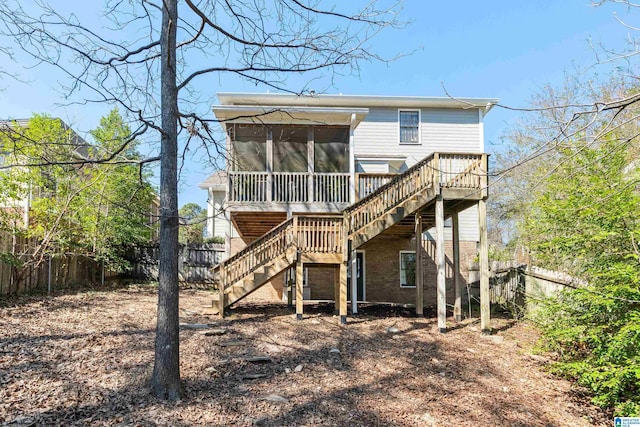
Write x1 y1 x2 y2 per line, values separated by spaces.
452 211 462 322
433 152 440 189
296 261 304 320
349 114 356 204
415 211 424 317
339 261 347 324
308 127 314 203
334 265 340 314
287 268 294 308
350 249 358 314
266 128 273 202
478 199 491 332
436 195 446 333
218 262 226 318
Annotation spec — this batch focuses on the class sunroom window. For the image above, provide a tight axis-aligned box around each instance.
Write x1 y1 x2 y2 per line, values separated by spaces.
314 126 349 173
272 125 308 172
231 124 267 171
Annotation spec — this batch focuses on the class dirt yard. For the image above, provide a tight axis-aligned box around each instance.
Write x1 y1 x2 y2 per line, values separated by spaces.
0 285 609 426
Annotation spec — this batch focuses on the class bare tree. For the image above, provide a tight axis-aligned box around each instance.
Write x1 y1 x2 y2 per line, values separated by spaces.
488 1 640 252
0 0 403 399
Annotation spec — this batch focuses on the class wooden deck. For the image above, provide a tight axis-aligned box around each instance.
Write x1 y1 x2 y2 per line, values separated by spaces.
216 152 491 331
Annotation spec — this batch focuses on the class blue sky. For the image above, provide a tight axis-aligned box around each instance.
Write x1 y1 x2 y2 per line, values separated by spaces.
0 0 632 207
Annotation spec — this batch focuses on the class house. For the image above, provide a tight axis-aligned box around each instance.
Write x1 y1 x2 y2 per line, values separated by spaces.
198 170 230 242
201 92 497 331
0 118 92 228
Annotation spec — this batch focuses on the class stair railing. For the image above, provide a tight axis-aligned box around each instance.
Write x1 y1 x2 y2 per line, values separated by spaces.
219 217 294 290
343 153 486 236
343 154 438 235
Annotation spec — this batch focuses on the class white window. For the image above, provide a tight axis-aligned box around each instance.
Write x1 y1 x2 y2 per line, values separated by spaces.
399 251 416 288
399 110 420 144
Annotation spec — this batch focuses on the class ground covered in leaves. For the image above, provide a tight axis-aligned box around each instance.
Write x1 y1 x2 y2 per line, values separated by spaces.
0 286 609 426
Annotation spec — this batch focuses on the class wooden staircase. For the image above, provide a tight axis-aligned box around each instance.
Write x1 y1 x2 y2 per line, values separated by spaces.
345 153 486 248
215 152 487 314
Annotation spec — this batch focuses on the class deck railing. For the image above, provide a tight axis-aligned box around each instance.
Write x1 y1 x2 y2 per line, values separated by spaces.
273 172 308 203
228 171 350 204
356 173 396 200
439 153 486 189
296 215 344 253
313 173 350 203
229 172 268 202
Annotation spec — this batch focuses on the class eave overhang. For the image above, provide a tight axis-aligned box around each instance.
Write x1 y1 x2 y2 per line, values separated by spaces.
212 105 369 127
217 93 499 114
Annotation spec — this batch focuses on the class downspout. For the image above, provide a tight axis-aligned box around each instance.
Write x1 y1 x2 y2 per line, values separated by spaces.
478 107 485 153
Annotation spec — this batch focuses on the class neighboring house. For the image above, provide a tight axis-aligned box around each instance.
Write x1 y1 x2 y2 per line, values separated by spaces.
203 92 497 331
0 118 160 239
198 170 233 241
0 118 91 227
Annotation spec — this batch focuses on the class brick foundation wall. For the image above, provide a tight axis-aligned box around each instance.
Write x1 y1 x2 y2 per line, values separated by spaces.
358 236 477 306
308 265 338 300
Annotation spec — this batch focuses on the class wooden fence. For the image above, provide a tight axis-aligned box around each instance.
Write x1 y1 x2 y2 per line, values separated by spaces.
0 231 225 295
0 232 117 296
126 243 225 283
466 262 585 316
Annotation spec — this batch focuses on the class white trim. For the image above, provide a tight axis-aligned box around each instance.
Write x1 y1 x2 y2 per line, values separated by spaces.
399 250 417 288
217 92 500 111
355 154 406 161
479 108 485 152
398 109 421 145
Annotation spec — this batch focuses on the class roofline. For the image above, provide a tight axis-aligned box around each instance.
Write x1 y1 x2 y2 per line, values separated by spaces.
0 117 90 146
217 92 499 114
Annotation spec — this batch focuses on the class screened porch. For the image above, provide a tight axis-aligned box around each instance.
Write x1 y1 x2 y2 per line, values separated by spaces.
228 124 351 205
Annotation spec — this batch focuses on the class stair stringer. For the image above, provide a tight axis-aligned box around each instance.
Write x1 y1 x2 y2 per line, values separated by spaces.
350 186 438 249
223 245 298 309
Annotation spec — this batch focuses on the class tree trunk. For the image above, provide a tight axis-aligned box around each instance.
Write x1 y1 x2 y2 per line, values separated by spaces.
151 0 181 400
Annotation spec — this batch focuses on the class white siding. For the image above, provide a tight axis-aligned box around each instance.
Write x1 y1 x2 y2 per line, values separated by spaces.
213 191 228 238
357 160 388 173
353 107 481 167
206 189 234 239
424 206 479 243
353 106 482 243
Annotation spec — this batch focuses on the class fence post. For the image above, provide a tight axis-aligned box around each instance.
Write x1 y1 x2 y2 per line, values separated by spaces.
218 260 226 318
48 255 52 295
292 215 299 248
